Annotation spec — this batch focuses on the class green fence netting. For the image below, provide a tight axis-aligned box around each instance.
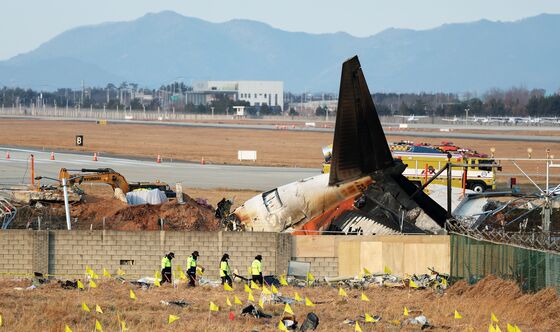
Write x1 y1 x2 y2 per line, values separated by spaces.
451 233 560 293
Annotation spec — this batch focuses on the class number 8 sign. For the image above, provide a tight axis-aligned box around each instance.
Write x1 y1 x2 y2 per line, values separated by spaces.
76 135 84 146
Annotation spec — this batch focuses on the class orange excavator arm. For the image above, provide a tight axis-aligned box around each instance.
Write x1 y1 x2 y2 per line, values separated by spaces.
58 168 130 193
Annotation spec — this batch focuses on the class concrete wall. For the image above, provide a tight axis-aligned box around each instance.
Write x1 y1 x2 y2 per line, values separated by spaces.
0 230 291 278
292 235 450 277
0 231 449 279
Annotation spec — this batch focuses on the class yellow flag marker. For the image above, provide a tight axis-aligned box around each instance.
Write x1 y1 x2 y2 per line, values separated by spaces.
403 307 409 316
234 295 243 305
154 278 161 287
363 267 372 276
441 278 448 287
77 280 84 290
86 266 93 276
251 280 261 289
339 287 348 297
82 302 91 312
209 301 220 311
168 314 180 324
365 313 379 323
154 270 161 279
262 285 272 295
248 292 255 302
179 270 187 280
409 279 420 288
355 321 363 332
244 284 252 293
259 298 265 309
224 283 234 291
120 320 128 331
514 325 522 332
280 275 288 286
102 268 111 278
284 303 294 315
507 323 515 332
305 297 315 307
89 280 97 288
491 313 499 323
278 320 289 331
360 293 370 302
0 314 3 327
95 304 103 314
294 292 302 302
489 324 496 332
95 319 103 332
307 272 315 282
454 310 462 319
271 284 279 294
495 325 503 332
64 325 72 332
129 289 137 301
384 266 392 274
117 268 125 276
226 297 232 307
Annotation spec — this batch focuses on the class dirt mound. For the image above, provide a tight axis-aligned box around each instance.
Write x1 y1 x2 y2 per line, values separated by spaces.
448 275 523 299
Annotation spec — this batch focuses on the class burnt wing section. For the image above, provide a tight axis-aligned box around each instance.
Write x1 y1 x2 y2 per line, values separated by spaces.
329 56 394 186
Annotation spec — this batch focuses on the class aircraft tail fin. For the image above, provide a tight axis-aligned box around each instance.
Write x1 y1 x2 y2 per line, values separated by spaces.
329 56 394 186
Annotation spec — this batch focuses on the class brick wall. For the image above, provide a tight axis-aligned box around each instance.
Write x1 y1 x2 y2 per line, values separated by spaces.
293 257 339 277
0 230 292 279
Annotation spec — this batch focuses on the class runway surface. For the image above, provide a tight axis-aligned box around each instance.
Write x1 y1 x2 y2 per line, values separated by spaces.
0 147 318 191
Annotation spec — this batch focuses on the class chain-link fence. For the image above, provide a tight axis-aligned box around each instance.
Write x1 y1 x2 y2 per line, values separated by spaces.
450 232 560 293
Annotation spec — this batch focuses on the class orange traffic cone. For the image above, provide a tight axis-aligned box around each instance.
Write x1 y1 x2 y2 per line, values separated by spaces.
93 152 98 161
50 152 55 160
201 157 205 165
5 151 10 160
156 155 161 163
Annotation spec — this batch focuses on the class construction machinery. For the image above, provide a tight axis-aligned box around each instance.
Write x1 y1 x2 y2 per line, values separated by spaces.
57 168 175 197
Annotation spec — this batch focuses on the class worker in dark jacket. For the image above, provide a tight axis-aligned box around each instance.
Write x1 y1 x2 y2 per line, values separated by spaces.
186 251 204 287
160 252 174 285
251 254 263 286
220 253 233 286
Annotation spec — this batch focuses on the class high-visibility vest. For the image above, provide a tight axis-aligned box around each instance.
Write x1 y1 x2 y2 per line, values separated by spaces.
220 261 230 277
251 259 262 275
161 256 171 269
187 256 197 269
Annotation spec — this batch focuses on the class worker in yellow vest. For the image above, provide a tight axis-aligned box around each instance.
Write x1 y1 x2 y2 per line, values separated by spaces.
186 251 204 287
160 252 174 285
251 254 263 286
220 253 232 286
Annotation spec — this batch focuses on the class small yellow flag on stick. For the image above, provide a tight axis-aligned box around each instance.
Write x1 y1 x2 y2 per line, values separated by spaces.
244 284 252 293
259 298 265 309
489 324 496 332
103 268 111 278
262 285 272 295
234 295 243 305
280 275 288 286
248 292 255 302
294 292 302 302
89 280 97 288
251 280 261 289
307 272 315 282
129 289 137 301
271 284 279 294
491 313 499 323
454 310 462 319
365 313 379 323
117 268 125 276
224 283 234 291
77 280 84 290
168 314 180 324
179 270 187 280
226 297 232 307
95 304 103 314
360 293 370 302
384 266 392 274
209 301 220 312
514 325 522 332
355 321 363 332
64 325 72 332
0 314 2 327
284 303 294 315
496 325 503 332
154 278 161 287
305 297 315 307
409 279 419 288
120 320 128 331
339 287 348 297
403 307 409 316
278 320 289 331
82 302 91 313
95 319 103 332
363 267 372 276
507 323 515 332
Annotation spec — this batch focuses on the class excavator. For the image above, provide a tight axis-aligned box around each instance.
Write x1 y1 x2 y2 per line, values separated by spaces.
57 168 175 198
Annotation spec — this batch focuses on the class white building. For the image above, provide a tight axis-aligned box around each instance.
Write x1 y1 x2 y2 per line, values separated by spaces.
187 80 284 110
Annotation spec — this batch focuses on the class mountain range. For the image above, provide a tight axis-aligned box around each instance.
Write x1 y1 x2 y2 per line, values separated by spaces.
1 11 559 93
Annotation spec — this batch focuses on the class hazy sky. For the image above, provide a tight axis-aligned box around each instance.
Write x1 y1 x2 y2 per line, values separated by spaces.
1 0 560 60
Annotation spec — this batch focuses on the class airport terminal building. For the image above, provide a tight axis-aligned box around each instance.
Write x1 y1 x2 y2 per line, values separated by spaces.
186 80 284 110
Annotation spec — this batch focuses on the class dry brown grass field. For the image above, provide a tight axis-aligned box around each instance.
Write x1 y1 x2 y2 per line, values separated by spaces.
0 275 558 331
